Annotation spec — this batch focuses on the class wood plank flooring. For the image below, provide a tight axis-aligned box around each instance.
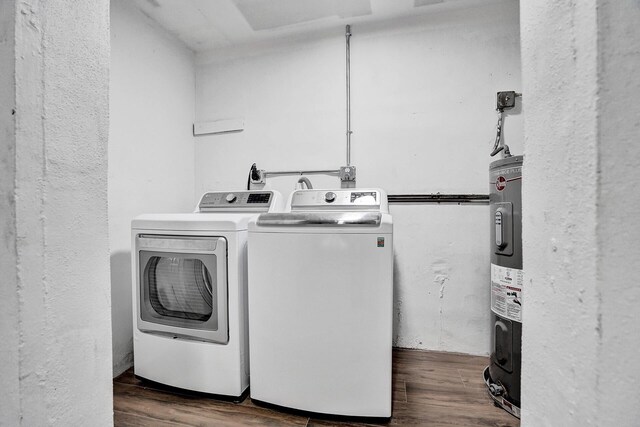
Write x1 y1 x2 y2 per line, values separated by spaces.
113 348 519 427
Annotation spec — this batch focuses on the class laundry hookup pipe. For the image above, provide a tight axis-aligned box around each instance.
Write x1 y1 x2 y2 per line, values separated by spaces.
346 24 352 167
297 177 313 189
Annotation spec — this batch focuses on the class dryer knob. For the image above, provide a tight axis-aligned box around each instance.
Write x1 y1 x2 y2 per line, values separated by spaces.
226 193 237 203
325 192 336 203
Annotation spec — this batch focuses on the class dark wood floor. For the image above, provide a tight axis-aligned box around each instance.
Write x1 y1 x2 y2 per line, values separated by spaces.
113 348 519 426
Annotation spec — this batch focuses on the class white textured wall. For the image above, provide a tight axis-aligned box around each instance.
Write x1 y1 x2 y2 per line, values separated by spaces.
0 1 19 425
1 0 113 425
521 1 640 425
520 1 599 423
194 0 521 355
595 1 640 423
109 0 196 376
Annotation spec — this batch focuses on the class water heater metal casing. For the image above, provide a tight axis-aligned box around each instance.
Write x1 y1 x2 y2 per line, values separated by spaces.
488 155 523 413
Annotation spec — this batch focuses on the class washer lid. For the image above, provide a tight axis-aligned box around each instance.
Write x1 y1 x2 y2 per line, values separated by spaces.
249 213 392 234
257 212 381 227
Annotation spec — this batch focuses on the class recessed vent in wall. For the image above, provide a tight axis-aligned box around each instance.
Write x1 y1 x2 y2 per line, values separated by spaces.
193 119 245 136
233 0 372 31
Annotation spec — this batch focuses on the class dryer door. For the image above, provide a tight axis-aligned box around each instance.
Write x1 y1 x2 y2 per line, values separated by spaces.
136 235 228 344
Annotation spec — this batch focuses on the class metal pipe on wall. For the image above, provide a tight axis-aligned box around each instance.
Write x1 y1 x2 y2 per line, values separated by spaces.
388 194 490 204
264 169 341 177
250 26 355 188
346 25 352 167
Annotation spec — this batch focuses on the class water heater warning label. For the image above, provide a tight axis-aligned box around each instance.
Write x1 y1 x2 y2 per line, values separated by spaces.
491 264 523 323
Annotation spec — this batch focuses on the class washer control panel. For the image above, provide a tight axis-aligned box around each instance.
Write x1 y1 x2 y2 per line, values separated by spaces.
198 191 274 211
292 190 380 209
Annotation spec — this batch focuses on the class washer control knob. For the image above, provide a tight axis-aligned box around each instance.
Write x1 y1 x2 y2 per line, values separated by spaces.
226 193 237 203
325 191 336 203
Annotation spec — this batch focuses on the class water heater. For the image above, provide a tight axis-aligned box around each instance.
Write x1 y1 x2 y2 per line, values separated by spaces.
484 155 523 418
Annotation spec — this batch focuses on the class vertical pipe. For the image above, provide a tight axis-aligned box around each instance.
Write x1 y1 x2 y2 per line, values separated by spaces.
345 25 352 166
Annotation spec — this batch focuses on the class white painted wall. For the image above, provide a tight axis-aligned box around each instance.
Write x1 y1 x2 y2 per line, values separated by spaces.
595 1 640 423
521 0 640 425
109 0 196 376
194 0 522 355
520 1 599 422
1 0 113 425
0 1 19 425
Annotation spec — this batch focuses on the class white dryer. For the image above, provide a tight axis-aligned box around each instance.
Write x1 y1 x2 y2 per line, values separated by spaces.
131 190 282 399
247 188 393 417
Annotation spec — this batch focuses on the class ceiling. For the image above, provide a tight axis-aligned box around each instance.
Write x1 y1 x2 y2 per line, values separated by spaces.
129 0 485 52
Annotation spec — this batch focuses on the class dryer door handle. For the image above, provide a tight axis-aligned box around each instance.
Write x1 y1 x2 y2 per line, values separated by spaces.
136 235 222 252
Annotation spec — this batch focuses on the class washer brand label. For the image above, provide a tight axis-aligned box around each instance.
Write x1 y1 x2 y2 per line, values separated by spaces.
377 237 385 247
491 264 523 322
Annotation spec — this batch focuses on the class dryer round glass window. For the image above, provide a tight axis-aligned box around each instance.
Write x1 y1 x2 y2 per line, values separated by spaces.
136 235 229 344
145 256 215 321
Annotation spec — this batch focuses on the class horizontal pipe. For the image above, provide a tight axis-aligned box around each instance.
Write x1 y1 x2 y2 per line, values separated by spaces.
264 169 341 177
388 194 490 204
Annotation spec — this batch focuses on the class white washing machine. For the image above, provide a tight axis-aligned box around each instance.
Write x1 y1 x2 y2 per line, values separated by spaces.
247 188 393 417
131 190 282 399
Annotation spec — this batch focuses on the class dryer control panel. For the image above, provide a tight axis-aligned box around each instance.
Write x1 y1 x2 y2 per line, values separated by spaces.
291 189 383 211
198 191 277 212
